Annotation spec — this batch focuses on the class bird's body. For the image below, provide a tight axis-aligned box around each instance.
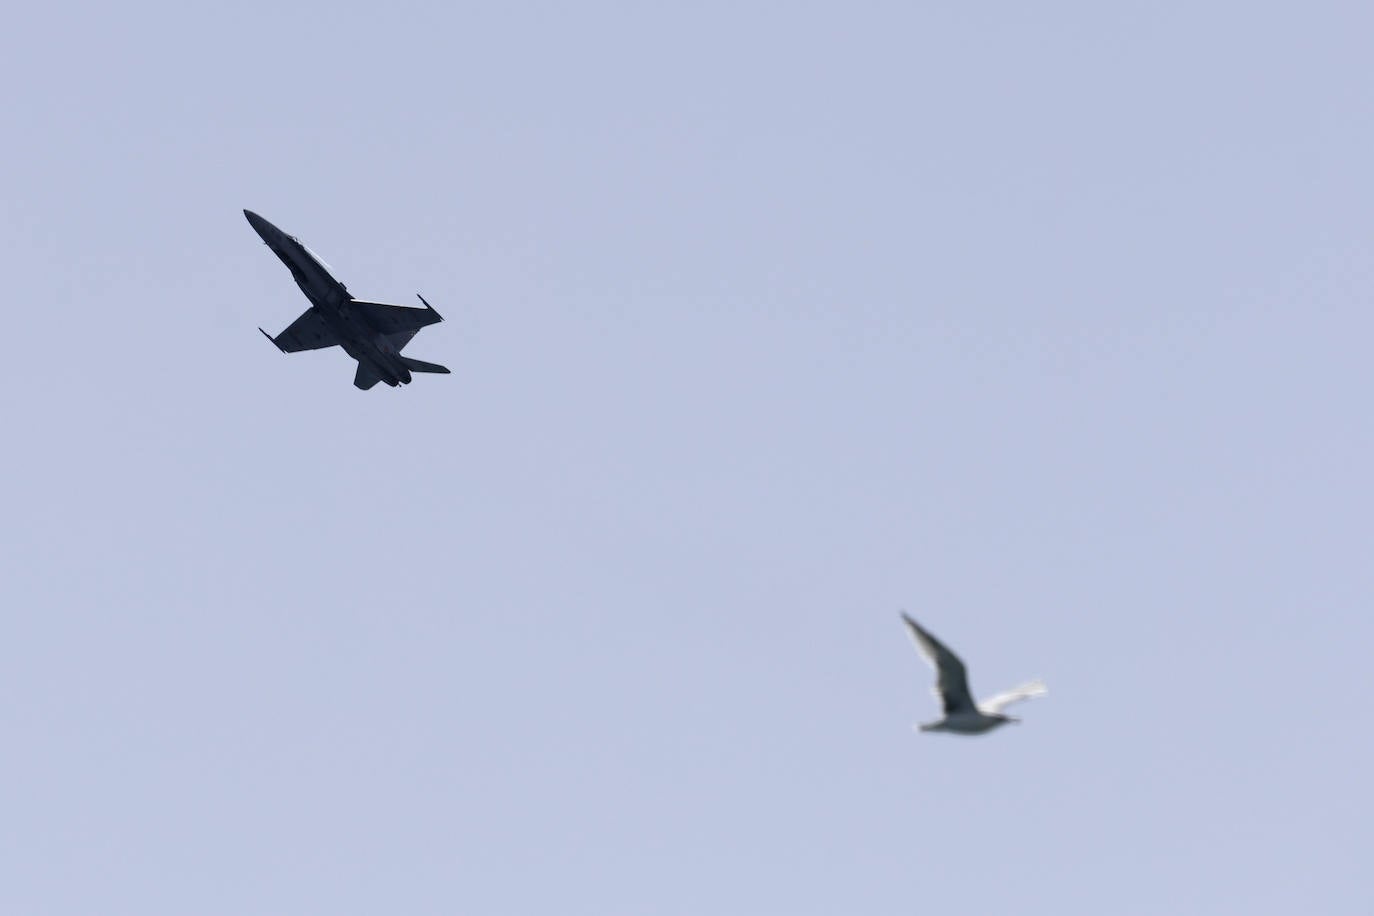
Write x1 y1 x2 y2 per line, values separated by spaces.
917 710 1013 735
900 613 1046 736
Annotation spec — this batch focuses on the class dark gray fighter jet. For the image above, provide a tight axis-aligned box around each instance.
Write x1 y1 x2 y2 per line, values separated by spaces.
245 210 450 390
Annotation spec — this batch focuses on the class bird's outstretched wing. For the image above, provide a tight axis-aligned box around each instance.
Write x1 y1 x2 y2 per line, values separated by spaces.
900 614 977 715
978 679 1048 714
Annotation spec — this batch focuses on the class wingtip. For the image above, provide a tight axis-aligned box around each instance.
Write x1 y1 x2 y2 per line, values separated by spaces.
417 293 443 320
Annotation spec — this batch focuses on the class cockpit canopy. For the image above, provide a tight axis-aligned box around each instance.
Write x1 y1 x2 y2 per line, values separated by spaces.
289 235 334 272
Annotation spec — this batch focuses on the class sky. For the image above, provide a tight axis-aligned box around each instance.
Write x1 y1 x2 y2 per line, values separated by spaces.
3 2 1373 913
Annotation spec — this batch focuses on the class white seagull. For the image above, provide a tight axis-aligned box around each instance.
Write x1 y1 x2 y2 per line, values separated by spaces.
901 613 1046 735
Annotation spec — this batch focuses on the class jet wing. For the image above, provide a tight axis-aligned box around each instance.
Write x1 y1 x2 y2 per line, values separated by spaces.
269 308 339 352
350 299 443 336
386 329 419 352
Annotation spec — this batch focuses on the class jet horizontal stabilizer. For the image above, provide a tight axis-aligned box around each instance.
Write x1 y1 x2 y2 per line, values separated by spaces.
399 355 450 374
354 362 383 390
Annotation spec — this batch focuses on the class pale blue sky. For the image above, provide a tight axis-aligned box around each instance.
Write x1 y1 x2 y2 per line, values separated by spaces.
4 2 1373 913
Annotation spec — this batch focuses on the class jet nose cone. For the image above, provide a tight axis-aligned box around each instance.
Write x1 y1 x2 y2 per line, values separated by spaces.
243 209 277 241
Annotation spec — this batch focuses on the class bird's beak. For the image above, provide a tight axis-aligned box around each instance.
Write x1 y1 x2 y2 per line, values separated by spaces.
1007 716 1022 725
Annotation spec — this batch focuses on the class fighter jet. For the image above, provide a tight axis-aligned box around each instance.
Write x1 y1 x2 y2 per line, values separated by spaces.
245 209 450 390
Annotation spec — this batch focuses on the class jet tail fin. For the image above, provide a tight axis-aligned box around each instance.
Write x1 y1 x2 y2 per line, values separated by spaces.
399 355 450 375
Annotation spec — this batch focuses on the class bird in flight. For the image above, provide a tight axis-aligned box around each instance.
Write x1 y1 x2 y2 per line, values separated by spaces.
900 613 1046 735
